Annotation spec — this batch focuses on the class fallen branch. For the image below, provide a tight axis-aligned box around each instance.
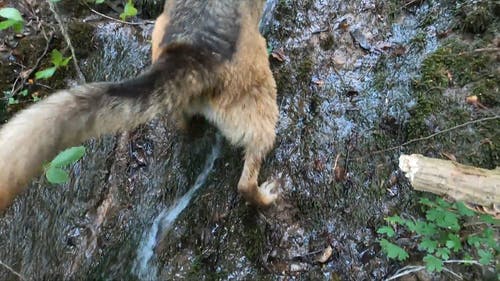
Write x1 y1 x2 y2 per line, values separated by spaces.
399 154 500 207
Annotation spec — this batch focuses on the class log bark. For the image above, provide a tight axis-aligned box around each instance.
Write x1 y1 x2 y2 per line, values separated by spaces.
399 154 500 206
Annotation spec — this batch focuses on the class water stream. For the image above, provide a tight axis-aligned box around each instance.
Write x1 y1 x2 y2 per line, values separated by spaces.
133 135 222 280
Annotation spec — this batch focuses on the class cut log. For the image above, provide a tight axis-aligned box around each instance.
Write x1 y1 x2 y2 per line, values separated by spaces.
399 154 500 207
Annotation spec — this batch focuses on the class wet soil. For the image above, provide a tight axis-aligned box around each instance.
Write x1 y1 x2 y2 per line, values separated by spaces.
0 0 498 280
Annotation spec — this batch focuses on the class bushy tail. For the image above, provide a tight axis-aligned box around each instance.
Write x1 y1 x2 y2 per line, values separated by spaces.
0 49 211 210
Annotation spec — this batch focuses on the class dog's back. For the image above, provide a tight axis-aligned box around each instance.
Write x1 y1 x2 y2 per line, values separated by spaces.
0 0 279 210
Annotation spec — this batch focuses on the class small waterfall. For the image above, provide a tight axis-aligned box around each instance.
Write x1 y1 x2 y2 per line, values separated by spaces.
133 135 222 280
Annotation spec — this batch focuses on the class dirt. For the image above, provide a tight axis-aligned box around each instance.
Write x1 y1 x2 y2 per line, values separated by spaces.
0 0 498 280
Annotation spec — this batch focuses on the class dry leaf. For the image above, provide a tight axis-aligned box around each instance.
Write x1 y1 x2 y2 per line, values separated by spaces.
316 245 333 263
441 152 457 162
334 165 346 182
271 48 286 62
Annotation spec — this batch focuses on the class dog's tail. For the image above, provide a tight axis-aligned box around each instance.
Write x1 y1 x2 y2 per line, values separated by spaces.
0 46 213 210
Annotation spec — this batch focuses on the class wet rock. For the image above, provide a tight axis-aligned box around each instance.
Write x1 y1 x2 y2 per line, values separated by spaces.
1 0 498 280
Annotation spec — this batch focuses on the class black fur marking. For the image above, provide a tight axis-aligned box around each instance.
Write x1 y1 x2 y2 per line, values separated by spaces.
163 0 241 61
106 45 216 101
106 65 163 99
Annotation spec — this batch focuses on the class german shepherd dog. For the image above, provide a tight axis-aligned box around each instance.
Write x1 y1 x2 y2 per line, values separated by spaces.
0 0 279 210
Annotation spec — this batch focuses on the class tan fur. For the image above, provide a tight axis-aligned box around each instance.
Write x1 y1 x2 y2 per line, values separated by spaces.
0 0 279 210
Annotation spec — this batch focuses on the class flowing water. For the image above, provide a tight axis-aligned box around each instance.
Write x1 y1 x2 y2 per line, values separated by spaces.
0 0 496 280
133 135 222 280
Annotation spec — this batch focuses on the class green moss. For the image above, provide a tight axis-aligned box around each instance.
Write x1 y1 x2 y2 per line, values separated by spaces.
410 31 427 50
418 39 490 89
372 55 391 92
241 209 265 263
274 0 294 23
297 55 314 83
455 0 496 34
472 77 500 107
405 38 490 139
405 35 499 168
319 33 335 50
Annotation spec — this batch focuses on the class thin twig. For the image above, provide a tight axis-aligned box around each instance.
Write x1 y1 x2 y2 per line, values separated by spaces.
0 260 26 281
403 0 422 8
84 3 154 26
459 48 500 56
385 260 484 281
442 267 463 280
384 265 425 281
47 0 86 83
365 115 500 157
444 260 483 266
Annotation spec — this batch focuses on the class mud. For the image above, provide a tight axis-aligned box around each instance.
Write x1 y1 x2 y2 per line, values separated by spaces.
0 0 498 280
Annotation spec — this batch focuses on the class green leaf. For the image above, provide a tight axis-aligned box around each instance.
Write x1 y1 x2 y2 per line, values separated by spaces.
377 226 395 237
423 254 443 272
419 197 436 207
266 44 272 55
404 220 417 232
61 56 72 67
440 210 460 230
380 239 409 261
426 208 459 230
20 89 29 96
120 0 137 21
478 249 492 265
12 21 23 32
46 167 69 184
0 19 23 33
35 66 57 80
385 215 405 225
96 0 105 3
435 247 450 260
467 235 482 248
8 97 18 105
0 8 24 22
481 228 497 249
414 221 437 236
479 214 499 225
32 94 41 102
445 233 461 252
0 8 23 32
435 198 451 208
454 202 475 217
418 238 438 254
0 19 16 29
50 146 86 168
51 49 64 66
426 208 440 222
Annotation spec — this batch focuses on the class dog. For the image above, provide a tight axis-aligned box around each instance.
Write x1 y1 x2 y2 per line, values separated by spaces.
0 0 279 210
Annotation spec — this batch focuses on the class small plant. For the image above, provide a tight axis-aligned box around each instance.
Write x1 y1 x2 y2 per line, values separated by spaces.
378 197 499 273
3 89 29 105
45 146 86 184
0 7 24 32
35 49 72 80
120 0 138 21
